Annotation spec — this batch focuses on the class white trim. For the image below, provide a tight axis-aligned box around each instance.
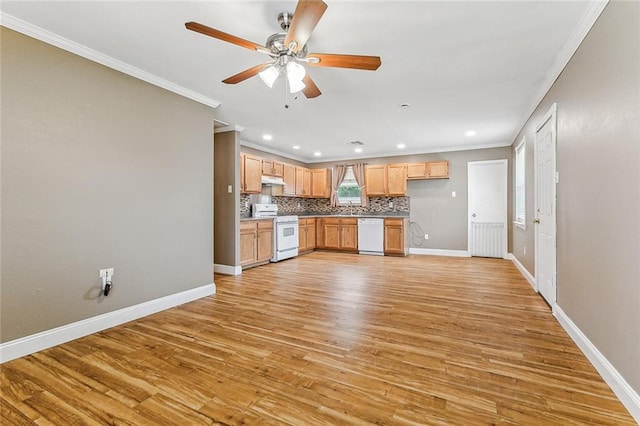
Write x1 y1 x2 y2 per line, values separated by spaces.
509 1 608 145
0 12 220 109
0 283 215 364
514 136 527 230
508 253 536 291
214 264 242 275
240 139 309 164
215 124 245 134
554 305 640 423
409 248 470 257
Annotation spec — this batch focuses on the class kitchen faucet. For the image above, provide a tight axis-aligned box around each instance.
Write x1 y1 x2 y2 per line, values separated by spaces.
349 200 353 216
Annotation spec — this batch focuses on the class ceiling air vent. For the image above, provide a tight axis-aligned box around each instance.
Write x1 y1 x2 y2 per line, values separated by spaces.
346 140 364 146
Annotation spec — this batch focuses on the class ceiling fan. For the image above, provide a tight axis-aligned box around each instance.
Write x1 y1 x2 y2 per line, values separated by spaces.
185 0 381 98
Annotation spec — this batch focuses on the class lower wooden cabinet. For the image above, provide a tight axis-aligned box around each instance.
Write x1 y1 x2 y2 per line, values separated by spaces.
384 218 408 256
317 218 358 252
240 220 273 268
298 218 317 253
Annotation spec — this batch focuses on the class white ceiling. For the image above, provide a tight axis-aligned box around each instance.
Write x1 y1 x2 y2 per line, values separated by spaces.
1 1 604 163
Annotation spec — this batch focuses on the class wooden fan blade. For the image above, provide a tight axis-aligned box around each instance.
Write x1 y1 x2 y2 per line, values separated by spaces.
284 0 328 53
222 63 270 85
307 53 381 71
185 21 266 52
302 74 321 98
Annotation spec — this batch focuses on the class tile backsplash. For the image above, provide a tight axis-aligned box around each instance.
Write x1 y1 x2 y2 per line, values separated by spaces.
240 193 409 215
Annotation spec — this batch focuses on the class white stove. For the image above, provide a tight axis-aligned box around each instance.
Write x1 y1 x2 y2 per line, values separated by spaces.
252 204 299 262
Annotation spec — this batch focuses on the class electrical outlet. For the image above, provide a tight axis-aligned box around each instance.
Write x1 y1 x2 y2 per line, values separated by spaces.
424 234 429 240
297 202 301 208
389 202 394 208
452 191 456 198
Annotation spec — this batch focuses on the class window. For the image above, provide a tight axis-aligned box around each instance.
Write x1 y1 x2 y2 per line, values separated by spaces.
337 166 361 205
514 137 526 229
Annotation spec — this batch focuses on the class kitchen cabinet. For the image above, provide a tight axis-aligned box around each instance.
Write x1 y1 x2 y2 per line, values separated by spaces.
384 218 408 256
365 165 386 196
318 217 357 252
386 164 407 196
298 218 317 253
426 160 449 179
240 220 273 268
262 159 284 177
310 168 331 198
406 161 450 180
365 164 407 196
283 164 296 196
295 166 311 197
241 153 262 194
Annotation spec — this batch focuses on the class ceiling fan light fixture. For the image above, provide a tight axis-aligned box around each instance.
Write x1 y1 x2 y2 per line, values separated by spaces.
259 65 279 88
286 61 306 93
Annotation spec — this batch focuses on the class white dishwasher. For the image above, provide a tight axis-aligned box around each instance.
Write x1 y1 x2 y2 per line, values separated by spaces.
357 218 384 255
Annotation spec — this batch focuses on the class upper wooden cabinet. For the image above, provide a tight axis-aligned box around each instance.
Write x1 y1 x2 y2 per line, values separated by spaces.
426 161 449 179
311 168 331 198
366 164 407 196
283 163 296 196
295 167 311 197
406 161 450 180
241 153 262 194
365 165 387 196
262 159 284 177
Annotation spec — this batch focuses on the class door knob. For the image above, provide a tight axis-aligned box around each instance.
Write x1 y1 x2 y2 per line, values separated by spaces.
533 219 540 224
472 213 477 218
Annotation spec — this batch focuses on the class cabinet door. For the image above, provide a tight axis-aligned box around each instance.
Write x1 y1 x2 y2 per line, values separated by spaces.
240 222 257 265
406 163 427 179
243 154 263 193
384 219 405 254
340 220 358 251
365 165 386 196
272 161 284 177
323 218 341 250
386 164 407 196
311 169 330 198
306 219 316 249
283 164 296 196
426 161 450 179
316 219 325 248
256 221 273 262
298 221 307 251
295 167 307 197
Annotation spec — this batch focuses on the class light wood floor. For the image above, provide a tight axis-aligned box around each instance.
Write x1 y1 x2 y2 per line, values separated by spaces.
1 252 634 425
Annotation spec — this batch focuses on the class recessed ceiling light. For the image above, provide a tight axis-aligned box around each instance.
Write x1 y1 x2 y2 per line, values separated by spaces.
465 130 477 137
262 134 273 141
313 152 322 157
397 143 406 149
354 148 363 153
292 145 300 150
400 103 410 109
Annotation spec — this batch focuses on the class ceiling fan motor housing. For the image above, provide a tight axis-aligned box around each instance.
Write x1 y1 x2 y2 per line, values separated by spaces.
266 32 308 58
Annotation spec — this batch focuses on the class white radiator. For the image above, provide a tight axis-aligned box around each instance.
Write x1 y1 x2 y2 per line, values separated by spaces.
470 222 504 258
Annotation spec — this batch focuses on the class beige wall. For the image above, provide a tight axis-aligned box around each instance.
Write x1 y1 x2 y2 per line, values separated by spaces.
510 1 639 393
0 29 215 342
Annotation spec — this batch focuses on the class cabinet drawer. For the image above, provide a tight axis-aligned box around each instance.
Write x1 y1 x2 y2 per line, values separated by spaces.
257 220 273 230
241 221 257 232
384 218 404 226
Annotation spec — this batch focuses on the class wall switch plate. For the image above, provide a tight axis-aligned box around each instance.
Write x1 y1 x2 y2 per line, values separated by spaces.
227 185 233 193
99 268 114 278
452 191 456 198
424 234 429 240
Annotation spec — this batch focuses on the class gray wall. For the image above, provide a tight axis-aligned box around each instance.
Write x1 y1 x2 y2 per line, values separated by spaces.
214 131 241 268
510 1 639 393
1 28 215 342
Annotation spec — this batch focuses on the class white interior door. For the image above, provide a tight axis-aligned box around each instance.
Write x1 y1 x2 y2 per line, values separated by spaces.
535 104 557 305
468 160 508 258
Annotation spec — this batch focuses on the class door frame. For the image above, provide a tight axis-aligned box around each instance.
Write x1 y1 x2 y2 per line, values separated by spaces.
467 159 508 259
534 103 557 305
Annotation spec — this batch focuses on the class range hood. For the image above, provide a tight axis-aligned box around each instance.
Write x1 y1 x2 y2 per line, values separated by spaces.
261 176 285 186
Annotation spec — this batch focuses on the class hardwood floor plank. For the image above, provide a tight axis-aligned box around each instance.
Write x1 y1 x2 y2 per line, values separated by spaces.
2 252 635 424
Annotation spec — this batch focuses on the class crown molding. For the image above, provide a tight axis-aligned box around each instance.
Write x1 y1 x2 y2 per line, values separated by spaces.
215 124 245 134
0 12 221 109
239 140 309 164
508 0 609 146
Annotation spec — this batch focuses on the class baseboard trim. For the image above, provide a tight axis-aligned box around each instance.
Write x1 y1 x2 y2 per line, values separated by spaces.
508 253 537 291
0 283 216 364
409 248 469 257
554 305 640 423
214 264 242 275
